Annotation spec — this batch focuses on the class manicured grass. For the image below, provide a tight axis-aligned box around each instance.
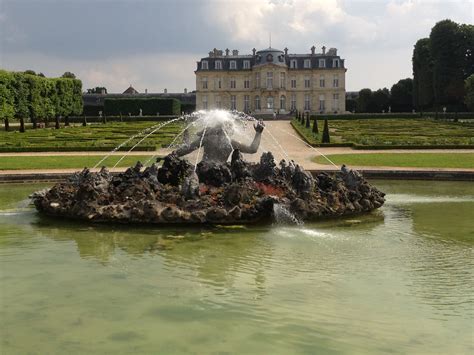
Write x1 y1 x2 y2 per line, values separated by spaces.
0 155 158 170
294 118 474 147
312 153 474 169
0 121 183 152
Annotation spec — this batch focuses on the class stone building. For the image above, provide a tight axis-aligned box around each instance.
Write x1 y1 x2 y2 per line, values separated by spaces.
195 46 346 114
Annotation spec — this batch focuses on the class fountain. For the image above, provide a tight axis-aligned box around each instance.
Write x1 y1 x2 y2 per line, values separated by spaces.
32 110 385 224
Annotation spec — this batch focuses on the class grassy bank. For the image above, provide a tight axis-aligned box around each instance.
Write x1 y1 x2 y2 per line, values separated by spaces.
293 118 474 147
312 153 474 169
0 155 156 170
0 121 183 152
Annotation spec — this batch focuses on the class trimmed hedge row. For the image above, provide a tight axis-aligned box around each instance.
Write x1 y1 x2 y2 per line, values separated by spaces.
0 145 156 153
104 98 181 116
311 112 474 120
66 115 177 123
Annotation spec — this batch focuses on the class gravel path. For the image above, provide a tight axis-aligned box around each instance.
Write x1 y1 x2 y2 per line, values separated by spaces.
1 121 473 174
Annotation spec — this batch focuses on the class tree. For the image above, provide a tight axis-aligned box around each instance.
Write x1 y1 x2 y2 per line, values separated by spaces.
24 70 36 76
357 89 373 112
390 78 413 112
465 74 474 111
412 38 434 110
345 98 357 112
61 72 76 79
0 70 15 121
372 88 391 112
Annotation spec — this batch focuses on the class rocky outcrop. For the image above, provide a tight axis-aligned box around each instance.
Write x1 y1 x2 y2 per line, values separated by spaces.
32 151 385 224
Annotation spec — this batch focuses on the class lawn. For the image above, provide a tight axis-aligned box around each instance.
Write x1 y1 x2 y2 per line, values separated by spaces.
0 121 184 152
0 155 157 170
293 118 474 147
312 153 474 169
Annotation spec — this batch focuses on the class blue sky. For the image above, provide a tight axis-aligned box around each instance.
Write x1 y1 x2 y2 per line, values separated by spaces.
1 0 472 93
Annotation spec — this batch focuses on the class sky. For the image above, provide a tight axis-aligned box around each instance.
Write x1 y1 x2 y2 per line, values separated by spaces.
1 0 472 93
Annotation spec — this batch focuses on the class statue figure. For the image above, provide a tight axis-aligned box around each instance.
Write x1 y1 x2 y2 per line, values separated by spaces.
172 120 265 163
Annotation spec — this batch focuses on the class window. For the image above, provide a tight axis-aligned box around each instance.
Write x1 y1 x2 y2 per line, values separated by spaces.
244 95 250 112
216 77 222 89
267 96 274 109
244 78 250 89
318 59 326 68
202 95 208 109
280 72 285 88
243 60 250 69
280 95 286 110
319 94 325 111
333 59 340 68
291 94 296 110
230 60 237 70
255 95 261 110
333 93 339 111
215 60 222 69
304 59 311 68
230 77 236 89
215 96 221 109
333 74 339 88
290 59 297 69
291 77 296 88
266 72 273 89
230 95 236 110
304 75 311 88
319 75 325 88
201 61 208 70
202 77 208 89
304 94 310 111
255 73 260 88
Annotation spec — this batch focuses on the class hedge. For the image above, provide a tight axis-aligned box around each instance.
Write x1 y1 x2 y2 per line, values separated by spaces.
312 112 474 120
0 145 156 153
104 98 181 116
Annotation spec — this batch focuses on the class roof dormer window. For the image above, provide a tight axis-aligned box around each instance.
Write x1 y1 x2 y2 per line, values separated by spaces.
290 59 297 69
319 59 326 68
215 60 222 70
230 60 237 70
333 59 340 68
201 61 208 70
304 59 311 68
243 60 250 69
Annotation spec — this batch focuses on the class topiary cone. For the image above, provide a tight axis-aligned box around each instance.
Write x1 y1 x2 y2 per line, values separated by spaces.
321 119 330 143
312 117 319 133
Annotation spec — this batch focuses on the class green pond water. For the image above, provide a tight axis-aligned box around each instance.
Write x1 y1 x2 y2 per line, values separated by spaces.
0 180 473 354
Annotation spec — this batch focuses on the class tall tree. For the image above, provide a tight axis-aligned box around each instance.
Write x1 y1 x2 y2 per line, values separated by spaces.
372 88 391 112
412 38 434 110
465 74 474 111
390 78 413 112
61 72 76 79
357 89 373 113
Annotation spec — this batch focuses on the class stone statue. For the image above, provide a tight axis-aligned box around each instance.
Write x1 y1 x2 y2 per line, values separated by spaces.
172 120 265 163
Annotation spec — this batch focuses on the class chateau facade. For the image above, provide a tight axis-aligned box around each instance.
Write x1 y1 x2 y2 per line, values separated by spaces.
195 46 346 114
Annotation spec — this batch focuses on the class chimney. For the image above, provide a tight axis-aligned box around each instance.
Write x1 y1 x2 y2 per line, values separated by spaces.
164 88 167 94
208 51 213 57
101 88 106 95
184 88 187 94
232 49 239 56
213 48 217 56
284 47 288 56
252 48 256 56
311 46 315 55
322 46 326 55
145 88 148 94
225 48 229 56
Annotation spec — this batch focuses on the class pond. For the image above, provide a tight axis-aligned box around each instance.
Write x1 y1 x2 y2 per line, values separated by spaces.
0 180 473 354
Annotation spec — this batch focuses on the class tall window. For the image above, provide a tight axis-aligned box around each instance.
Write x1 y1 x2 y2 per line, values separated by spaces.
243 60 251 69
290 59 297 69
319 94 325 111
244 78 250 89
201 61 208 70
291 77 296 88
255 73 260 88
333 59 340 68
333 93 339 111
202 77 208 89
216 77 222 89
230 60 237 70
280 95 286 110
318 59 326 68
267 96 274 109
230 77 236 89
304 59 311 68
333 74 339 88
266 72 273 89
202 95 208 109
244 95 250 112
319 75 325 88
280 72 286 88
215 96 221 109
215 60 222 69
304 75 311 88
230 95 236 110
291 94 296 110
255 95 261 110
304 94 310 111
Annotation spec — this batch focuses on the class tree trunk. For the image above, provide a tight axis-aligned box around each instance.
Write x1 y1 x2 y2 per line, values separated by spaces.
32 117 37 129
82 115 87 127
4 118 9 131
20 118 25 133
55 116 60 129
65 116 69 126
